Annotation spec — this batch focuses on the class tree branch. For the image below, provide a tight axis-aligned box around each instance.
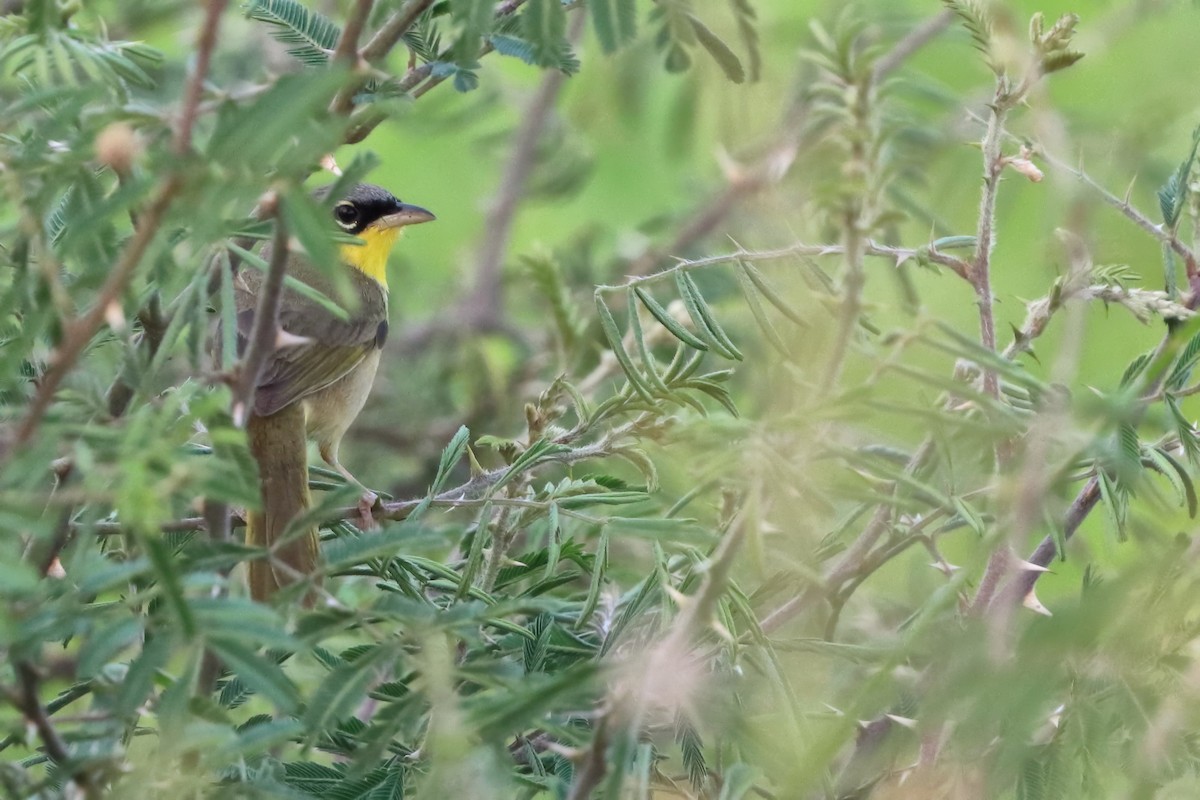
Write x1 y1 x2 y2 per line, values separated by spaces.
467 12 585 329
6 0 226 454
596 240 970 295
174 0 229 157
361 0 434 64
230 193 286 428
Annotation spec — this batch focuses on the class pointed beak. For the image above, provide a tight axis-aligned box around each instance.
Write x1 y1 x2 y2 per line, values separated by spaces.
377 203 436 228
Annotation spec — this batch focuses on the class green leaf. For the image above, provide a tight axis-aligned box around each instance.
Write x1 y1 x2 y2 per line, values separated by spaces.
674 272 743 360
523 0 567 68
209 638 301 713
588 0 637 53
687 14 744 83
247 0 340 67
595 294 656 402
728 0 760 81
634 287 709 351
733 259 790 358
145 536 195 636
1096 470 1127 543
323 524 425 573
303 645 393 749
628 291 669 392
740 260 806 327
575 529 609 630
716 763 759 800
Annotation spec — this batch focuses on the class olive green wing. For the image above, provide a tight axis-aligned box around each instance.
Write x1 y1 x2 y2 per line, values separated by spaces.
236 293 387 418
249 335 375 417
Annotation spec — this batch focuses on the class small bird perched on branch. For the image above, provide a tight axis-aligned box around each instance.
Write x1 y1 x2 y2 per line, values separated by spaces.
236 183 435 602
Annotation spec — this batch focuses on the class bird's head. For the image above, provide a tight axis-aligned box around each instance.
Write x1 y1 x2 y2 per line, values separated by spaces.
326 183 435 289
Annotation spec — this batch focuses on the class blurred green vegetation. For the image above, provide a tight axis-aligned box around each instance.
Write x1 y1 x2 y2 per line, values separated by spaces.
5 0 1200 798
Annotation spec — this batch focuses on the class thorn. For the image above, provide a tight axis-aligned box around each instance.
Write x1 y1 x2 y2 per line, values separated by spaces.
104 300 126 333
885 714 918 730
1015 559 1051 573
466 445 485 478
320 154 343 176
930 561 960 576
232 401 247 429
46 557 66 579
710 619 734 642
714 145 745 184
275 328 313 350
1023 588 1052 616
1048 703 1065 728
663 585 690 609
1124 174 1138 205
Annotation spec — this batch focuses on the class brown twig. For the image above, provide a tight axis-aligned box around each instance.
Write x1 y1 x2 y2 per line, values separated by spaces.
622 7 957 282
566 713 611 800
7 0 226 453
330 0 377 114
10 178 182 451
467 12 585 330
870 9 955 83
596 241 970 294
333 0 374 64
230 193 286 427
11 661 94 797
361 0 435 64
174 0 229 156
83 429 626 537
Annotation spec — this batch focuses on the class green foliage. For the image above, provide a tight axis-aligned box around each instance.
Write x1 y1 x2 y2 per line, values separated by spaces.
246 0 340 66
7 1 1200 798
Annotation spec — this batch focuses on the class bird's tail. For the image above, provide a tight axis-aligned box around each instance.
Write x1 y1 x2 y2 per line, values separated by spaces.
245 403 319 604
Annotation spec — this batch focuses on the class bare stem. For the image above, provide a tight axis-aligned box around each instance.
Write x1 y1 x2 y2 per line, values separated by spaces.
333 0 374 64
10 178 182 451
597 240 970 294
361 0 435 64
174 0 229 156
230 195 287 427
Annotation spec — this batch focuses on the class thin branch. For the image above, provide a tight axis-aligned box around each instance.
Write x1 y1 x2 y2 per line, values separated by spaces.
84 430 627 537
467 12 585 329
9 177 183 451
566 712 611 800
330 0 376 114
1004 288 1200 604
621 7 956 281
7 0 225 453
597 240 970 294
230 193 286 427
174 0 229 156
333 0 374 64
871 9 955 83
10 662 95 797
361 0 434 64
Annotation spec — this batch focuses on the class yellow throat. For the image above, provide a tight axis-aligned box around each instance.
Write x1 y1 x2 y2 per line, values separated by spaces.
340 226 400 290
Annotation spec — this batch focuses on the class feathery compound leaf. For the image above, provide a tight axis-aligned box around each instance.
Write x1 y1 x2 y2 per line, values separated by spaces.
628 291 670 392
634 287 709 351
247 0 340 66
588 0 637 53
728 0 760 81
733 260 790 359
674 272 744 360
1157 126 1200 229
739 260 806 327
941 0 994 68
687 14 744 83
523 0 567 68
595 294 656 401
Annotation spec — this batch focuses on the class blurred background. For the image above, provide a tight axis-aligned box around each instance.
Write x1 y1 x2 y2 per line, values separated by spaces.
8 0 1200 796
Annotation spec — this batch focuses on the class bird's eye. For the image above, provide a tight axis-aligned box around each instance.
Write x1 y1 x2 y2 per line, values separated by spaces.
334 203 360 227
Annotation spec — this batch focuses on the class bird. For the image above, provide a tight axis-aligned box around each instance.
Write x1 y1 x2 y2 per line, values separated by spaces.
234 183 435 603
